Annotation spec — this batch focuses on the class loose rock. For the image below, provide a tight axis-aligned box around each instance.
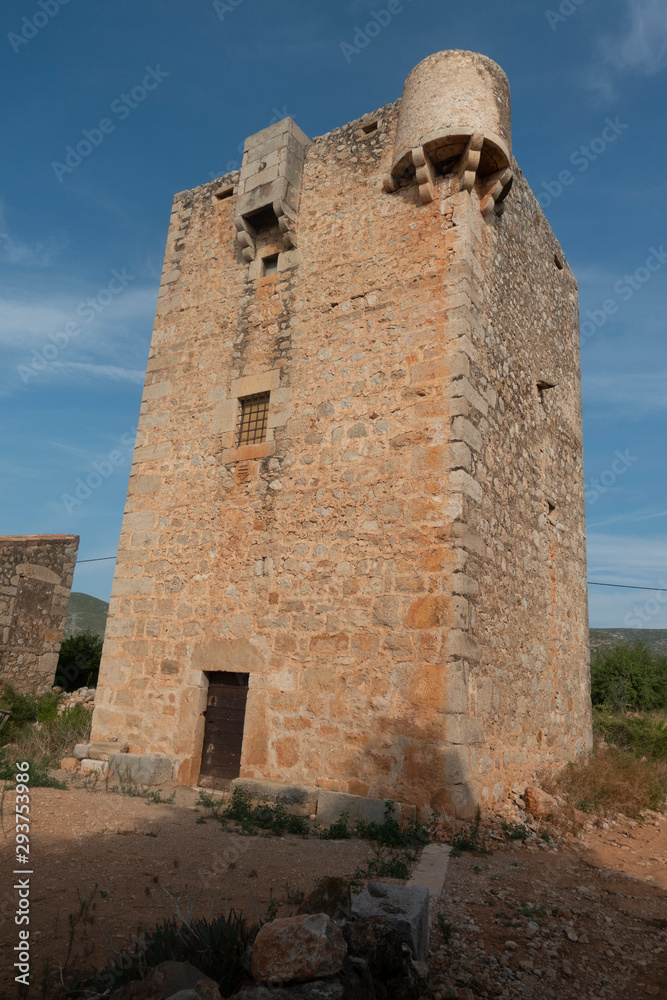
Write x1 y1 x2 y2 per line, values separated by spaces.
523 786 558 819
251 913 347 985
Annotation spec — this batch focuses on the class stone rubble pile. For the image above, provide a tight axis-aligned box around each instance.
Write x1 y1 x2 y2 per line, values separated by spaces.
56 685 96 713
110 878 432 1000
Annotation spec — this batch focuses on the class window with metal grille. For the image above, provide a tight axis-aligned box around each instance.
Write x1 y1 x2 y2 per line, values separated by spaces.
237 392 270 446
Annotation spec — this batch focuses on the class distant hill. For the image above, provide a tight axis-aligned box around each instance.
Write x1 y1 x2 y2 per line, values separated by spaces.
64 592 109 639
589 628 667 657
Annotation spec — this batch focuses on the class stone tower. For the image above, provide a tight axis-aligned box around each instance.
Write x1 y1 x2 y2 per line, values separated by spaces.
91 51 591 818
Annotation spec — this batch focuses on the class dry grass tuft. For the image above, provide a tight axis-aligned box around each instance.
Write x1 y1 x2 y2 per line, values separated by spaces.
545 746 667 821
3 703 93 764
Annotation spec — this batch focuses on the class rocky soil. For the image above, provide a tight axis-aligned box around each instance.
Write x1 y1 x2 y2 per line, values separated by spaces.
0 779 664 999
429 814 666 1000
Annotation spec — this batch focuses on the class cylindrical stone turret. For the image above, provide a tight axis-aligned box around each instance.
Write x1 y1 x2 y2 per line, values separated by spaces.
390 49 512 181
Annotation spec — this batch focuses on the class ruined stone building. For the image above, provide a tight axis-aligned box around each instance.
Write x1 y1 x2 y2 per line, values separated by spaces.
0 534 79 694
91 50 591 817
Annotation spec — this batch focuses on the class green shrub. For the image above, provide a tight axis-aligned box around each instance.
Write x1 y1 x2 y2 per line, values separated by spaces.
0 752 66 789
354 801 431 848
70 909 256 997
352 841 417 884
594 708 667 760
590 642 667 711
0 683 91 780
55 632 104 691
320 810 352 840
208 787 309 836
0 684 61 735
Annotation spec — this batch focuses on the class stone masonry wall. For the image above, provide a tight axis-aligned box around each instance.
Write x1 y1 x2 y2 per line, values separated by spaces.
0 535 79 694
91 60 590 816
424 173 592 815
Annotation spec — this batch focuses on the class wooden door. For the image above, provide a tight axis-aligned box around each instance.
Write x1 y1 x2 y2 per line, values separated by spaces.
198 672 248 789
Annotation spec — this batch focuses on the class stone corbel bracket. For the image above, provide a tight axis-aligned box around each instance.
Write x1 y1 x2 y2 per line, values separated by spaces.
384 127 513 217
233 119 310 261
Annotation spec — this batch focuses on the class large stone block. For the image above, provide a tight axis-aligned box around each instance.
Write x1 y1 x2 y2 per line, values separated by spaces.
316 791 415 828
88 740 129 761
351 882 430 962
231 777 318 817
109 752 173 786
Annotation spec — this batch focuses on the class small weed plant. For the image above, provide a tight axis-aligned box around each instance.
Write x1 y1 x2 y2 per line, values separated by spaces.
351 841 416 886
437 913 454 942
520 902 546 922
320 810 352 840
198 787 309 836
108 766 176 803
501 820 530 841
449 808 491 856
354 801 431 848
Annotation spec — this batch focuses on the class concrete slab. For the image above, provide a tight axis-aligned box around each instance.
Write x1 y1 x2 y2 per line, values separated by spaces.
351 881 430 961
316 790 416 827
408 843 452 916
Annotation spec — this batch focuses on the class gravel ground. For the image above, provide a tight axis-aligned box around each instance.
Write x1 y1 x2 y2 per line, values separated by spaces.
428 815 666 1000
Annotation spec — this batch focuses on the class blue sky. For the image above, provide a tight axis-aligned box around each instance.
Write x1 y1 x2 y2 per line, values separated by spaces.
0 0 666 627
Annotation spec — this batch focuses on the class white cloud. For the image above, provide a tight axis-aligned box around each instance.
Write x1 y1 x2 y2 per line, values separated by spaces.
604 0 667 75
587 531 667 627
0 200 66 267
47 362 145 384
589 508 667 530
589 0 667 99
0 283 155 394
0 298 71 347
587 530 667 582
0 461 47 480
583 371 667 413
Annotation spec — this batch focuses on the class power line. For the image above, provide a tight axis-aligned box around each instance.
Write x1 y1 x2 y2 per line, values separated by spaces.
75 556 667 594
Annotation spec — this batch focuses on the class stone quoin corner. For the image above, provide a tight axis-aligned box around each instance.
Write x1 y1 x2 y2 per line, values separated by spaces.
89 50 591 820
